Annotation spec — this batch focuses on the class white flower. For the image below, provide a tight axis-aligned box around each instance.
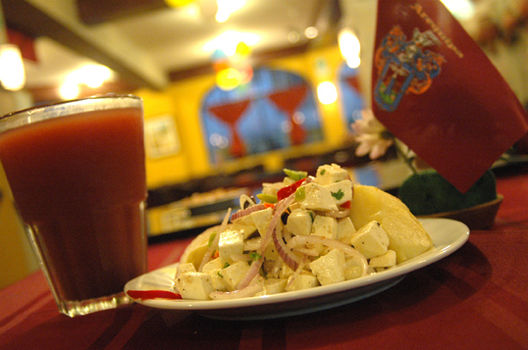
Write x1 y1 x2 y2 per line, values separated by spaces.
351 109 393 160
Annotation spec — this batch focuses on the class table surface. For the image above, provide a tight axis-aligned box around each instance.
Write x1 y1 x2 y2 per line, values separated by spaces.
2 167 528 350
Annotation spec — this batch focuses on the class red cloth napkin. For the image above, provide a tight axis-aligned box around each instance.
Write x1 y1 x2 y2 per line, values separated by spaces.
372 0 528 192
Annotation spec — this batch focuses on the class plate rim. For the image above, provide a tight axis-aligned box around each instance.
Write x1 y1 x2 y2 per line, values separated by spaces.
125 218 469 311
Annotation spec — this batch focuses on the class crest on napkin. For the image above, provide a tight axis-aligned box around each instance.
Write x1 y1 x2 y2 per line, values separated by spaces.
372 0 528 192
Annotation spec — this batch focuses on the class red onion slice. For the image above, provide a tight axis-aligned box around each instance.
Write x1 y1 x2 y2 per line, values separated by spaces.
259 194 295 253
236 256 264 290
237 194 296 290
231 203 267 221
209 282 263 300
293 247 320 257
272 225 301 271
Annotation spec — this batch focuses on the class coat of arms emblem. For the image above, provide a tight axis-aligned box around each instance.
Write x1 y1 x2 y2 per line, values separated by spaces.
374 26 446 111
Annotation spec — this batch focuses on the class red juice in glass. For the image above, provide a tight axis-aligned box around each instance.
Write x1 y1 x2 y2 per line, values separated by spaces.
0 95 148 317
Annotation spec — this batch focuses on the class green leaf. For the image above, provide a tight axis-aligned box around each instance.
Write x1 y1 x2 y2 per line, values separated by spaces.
331 189 344 200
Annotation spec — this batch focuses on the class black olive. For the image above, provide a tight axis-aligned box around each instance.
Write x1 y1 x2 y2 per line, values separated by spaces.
281 212 289 225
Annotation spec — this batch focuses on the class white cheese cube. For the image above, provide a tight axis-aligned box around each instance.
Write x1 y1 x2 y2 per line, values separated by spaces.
175 263 197 293
244 237 261 251
262 182 283 196
311 215 338 239
369 250 397 268
222 261 251 290
309 249 345 285
285 272 319 291
263 243 279 261
250 207 273 238
314 163 349 185
218 228 244 263
344 257 364 280
208 270 229 291
263 278 287 295
286 209 313 236
350 221 389 259
176 262 196 276
201 258 228 291
299 183 338 211
336 217 356 244
178 272 214 300
231 222 258 240
201 257 224 273
324 180 352 206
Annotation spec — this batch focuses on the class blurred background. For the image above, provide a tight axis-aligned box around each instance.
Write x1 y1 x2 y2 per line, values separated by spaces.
2 0 528 287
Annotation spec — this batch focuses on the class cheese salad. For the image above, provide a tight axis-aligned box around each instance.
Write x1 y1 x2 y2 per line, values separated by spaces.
175 163 432 300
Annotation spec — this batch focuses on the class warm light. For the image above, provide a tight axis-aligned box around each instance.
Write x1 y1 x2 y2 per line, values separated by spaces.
76 64 112 88
287 31 301 43
216 67 243 90
304 26 319 39
338 28 361 69
0 44 26 91
203 31 259 57
164 0 195 7
440 0 474 20
317 81 338 105
181 2 201 19
60 63 113 97
216 0 246 23
58 79 80 100
235 41 251 57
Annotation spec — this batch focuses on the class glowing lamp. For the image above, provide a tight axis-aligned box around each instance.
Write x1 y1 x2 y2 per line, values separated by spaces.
317 81 338 105
0 44 26 91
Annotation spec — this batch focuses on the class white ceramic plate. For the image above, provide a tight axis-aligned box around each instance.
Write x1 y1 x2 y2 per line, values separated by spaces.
125 218 469 320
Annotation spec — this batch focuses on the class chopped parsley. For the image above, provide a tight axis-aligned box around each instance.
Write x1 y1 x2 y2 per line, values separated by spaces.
331 189 345 200
217 271 224 278
319 169 326 175
223 262 230 268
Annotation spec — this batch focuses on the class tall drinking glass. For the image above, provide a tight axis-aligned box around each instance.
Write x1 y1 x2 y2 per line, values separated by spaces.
0 95 148 317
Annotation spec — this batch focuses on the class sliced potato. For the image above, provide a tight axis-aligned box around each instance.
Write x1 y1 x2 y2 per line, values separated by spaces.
349 184 433 263
180 225 220 269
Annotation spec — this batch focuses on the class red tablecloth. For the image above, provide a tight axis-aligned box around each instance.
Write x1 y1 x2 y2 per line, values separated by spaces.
1 168 528 350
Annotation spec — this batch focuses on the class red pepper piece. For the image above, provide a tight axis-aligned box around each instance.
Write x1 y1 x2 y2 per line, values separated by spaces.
340 200 351 209
127 290 182 300
277 178 306 201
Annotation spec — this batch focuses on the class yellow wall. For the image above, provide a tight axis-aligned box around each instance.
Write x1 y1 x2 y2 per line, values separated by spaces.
137 44 354 189
0 164 39 288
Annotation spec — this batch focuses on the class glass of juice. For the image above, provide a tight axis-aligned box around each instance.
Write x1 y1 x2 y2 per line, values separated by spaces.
0 95 148 317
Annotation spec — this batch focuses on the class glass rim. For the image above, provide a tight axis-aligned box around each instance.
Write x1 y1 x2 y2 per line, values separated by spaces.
0 94 142 133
